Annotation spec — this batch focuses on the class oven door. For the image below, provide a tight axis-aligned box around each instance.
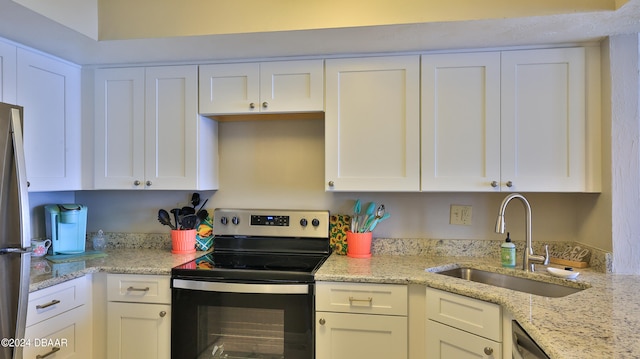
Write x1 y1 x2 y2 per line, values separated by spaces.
172 279 314 359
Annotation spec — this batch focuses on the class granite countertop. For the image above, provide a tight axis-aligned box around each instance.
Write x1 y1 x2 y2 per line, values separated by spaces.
28 248 205 292
28 236 638 359
316 253 640 359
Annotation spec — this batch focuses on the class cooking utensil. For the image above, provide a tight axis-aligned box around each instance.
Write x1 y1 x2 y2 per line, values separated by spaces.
191 192 200 208
197 209 209 221
158 209 176 230
367 212 390 232
359 202 376 233
181 206 196 216
351 199 361 232
180 214 199 230
196 198 209 221
170 208 181 230
196 198 208 214
365 204 385 232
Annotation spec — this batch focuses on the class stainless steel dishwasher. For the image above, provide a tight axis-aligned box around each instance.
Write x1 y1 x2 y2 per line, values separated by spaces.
512 320 551 359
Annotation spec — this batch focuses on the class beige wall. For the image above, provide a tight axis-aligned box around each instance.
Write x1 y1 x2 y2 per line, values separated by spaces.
96 0 616 40
74 117 606 251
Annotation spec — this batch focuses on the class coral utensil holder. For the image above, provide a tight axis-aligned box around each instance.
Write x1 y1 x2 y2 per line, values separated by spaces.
171 229 196 254
346 231 372 258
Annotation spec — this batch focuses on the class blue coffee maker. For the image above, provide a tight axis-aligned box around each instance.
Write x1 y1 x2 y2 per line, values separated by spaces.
45 204 88 254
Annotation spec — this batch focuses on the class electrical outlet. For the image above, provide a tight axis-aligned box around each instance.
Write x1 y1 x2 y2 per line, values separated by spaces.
450 205 472 225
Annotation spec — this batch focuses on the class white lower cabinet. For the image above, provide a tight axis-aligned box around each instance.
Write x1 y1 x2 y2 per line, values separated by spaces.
315 282 408 359
106 274 171 359
24 276 92 359
426 288 502 359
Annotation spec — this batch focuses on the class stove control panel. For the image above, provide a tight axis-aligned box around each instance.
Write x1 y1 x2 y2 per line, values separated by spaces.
214 209 329 238
251 215 290 227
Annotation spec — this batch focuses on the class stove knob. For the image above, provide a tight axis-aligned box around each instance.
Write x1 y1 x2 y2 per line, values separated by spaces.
300 218 308 227
232 216 240 225
312 218 320 227
220 217 228 225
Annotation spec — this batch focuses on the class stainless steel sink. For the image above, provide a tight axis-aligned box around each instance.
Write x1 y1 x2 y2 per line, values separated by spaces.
435 267 584 298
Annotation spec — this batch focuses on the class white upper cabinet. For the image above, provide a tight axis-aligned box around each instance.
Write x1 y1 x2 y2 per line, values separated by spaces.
421 52 501 191
500 47 586 192
94 67 145 189
0 40 16 104
17 48 82 192
325 56 421 191
422 47 590 192
199 59 324 114
95 65 218 190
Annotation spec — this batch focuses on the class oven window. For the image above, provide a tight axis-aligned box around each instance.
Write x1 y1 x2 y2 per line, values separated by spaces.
201 306 284 357
172 286 313 359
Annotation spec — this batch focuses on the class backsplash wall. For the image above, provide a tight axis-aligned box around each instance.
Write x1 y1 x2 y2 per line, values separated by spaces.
29 118 606 251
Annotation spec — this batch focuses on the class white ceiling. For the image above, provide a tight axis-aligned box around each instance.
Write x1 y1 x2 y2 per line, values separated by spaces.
0 0 639 66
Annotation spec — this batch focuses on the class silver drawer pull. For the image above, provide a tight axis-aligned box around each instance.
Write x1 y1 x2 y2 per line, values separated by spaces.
348 296 373 305
36 347 60 358
36 299 60 310
127 286 150 292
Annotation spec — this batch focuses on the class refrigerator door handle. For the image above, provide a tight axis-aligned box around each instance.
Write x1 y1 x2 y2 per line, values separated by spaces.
10 108 31 250
0 248 30 254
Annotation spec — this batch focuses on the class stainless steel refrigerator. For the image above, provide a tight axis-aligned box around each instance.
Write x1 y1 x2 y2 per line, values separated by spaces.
0 102 31 359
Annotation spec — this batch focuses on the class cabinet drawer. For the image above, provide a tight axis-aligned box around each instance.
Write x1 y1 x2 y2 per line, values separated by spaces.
426 319 502 359
426 288 501 341
107 274 170 304
24 304 91 359
26 276 88 327
316 282 407 316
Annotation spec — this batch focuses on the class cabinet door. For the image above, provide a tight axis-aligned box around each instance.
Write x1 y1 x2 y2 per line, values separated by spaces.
316 312 407 359
107 302 170 359
145 65 198 190
421 52 501 191
501 47 586 192
325 56 420 191
199 62 260 114
94 67 145 189
0 40 16 104
426 320 501 359
259 60 324 113
17 48 81 191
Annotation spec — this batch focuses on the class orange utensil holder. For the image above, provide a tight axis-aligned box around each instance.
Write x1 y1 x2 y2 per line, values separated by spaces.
346 231 372 258
171 229 196 254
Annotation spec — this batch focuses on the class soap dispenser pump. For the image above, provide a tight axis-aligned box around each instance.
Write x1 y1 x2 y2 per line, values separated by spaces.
501 232 516 268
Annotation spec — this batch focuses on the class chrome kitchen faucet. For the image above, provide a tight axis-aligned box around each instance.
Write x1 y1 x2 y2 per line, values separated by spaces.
495 193 549 272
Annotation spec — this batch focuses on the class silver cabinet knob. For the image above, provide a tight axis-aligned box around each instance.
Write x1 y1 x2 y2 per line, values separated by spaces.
146 180 152 186
506 181 513 187
262 102 269 109
159 311 167 318
319 318 326 325
328 181 335 187
249 102 256 109
490 181 498 188
483 347 493 355
134 180 141 186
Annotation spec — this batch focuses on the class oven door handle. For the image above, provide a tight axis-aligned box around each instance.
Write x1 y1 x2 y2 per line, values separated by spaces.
173 279 310 294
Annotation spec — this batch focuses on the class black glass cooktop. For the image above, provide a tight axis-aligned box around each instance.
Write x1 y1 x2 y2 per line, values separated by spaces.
172 251 329 283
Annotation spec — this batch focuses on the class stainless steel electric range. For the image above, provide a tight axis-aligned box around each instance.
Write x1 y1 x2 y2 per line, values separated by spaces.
171 208 331 359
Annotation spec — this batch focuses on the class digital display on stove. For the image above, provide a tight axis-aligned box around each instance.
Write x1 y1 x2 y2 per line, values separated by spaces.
251 215 289 226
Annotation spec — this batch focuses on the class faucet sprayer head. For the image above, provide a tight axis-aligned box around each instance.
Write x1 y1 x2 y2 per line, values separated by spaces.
495 215 506 233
